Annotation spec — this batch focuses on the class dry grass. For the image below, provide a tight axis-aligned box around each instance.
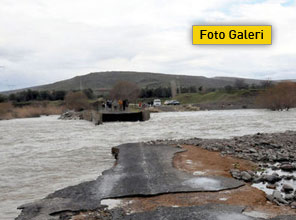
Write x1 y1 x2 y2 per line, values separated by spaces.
0 102 65 120
0 102 14 120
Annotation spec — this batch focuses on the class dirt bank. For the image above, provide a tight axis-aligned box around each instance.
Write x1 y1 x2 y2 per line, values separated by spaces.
173 145 256 178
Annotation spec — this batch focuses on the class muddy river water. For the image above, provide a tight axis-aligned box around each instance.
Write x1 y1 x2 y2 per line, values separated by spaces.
1 109 296 219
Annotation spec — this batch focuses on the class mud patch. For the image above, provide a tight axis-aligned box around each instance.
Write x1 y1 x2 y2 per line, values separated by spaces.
174 145 257 177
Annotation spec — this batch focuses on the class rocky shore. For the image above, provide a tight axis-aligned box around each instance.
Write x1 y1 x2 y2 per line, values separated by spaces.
59 110 83 120
146 130 296 208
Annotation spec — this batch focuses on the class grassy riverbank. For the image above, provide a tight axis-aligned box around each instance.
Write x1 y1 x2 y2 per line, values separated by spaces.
175 89 260 104
173 89 261 110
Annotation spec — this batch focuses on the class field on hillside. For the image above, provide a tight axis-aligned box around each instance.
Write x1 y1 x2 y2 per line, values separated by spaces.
175 89 260 105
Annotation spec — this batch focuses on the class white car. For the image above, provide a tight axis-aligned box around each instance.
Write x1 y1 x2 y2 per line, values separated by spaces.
153 99 161 106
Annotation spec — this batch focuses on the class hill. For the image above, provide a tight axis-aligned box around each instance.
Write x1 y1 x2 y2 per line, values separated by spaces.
2 71 264 94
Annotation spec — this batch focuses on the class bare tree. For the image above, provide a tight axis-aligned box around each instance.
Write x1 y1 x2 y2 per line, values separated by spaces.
257 82 296 111
109 81 140 102
65 91 89 111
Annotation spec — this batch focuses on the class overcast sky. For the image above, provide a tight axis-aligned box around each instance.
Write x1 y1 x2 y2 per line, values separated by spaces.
0 0 295 91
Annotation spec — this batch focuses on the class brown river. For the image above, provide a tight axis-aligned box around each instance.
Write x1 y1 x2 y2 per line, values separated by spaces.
1 109 296 219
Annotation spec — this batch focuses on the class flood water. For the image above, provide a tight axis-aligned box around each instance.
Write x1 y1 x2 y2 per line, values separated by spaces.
1 109 296 219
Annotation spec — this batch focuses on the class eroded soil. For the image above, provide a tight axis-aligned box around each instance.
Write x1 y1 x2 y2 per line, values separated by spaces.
173 145 257 177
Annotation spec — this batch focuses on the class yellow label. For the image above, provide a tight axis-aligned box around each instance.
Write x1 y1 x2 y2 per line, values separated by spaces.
192 26 272 45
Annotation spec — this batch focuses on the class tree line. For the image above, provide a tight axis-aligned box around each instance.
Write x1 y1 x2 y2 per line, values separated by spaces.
0 88 95 103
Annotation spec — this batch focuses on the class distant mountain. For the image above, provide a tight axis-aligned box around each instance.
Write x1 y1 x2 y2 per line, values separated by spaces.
2 71 265 94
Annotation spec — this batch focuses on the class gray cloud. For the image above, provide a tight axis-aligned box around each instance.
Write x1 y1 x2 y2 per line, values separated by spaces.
0 0 295 91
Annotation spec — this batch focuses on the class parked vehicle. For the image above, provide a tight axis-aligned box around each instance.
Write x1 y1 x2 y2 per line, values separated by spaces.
171 100 180 105
153 99 161 106
164 100 180 105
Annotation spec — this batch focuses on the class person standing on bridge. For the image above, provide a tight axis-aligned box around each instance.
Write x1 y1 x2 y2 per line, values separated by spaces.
123 99 128 111
112 99 118 111
118 99 123 111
